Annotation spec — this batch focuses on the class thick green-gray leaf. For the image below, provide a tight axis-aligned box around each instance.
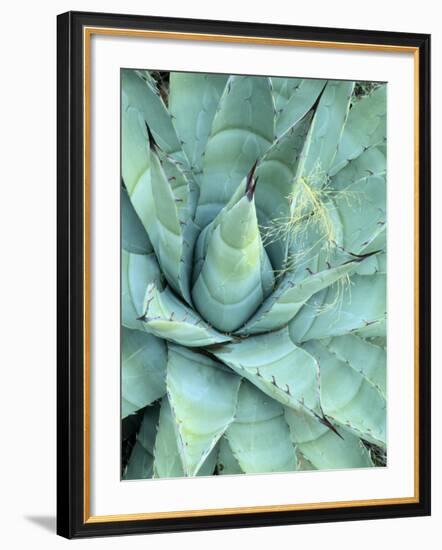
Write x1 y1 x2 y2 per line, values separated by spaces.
331 174 386 255
124 441 154 480
121 328 167 418
169 72 228 181
255 111 313 271
294 80 354 183
271 77 302 113
275 79 327 137
191 175 251 284
134 69 157 88
226 381 296 473
330 145 386 191
217 437 243 475
122 250 162 331
296 451 316 470
330 85 387 176
153 396 219 478
136 144 197 304
122 71 196 304
354 252 386 276
303 341 386 447
285 407 373 470
121 82 150 197
354 318 386 339
121 186 152 254
212 328 322 417
192 192 274 332
123 406 159 480
237 256 364 335
196 75 274 227
157 150 200 301
122 70 184 194
153 397 183 478
289 273 386 342
367 336 387 348
158 149 199 220
326 335 386 397
141 283 232 347
167 346 241 476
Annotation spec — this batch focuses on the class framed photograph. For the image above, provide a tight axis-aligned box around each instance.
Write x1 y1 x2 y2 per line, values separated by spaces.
57 11 431 539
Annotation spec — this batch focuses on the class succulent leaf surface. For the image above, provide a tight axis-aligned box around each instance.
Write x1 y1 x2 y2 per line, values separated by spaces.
121 71 388 478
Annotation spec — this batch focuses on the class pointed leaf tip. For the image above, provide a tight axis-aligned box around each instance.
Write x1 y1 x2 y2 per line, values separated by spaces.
351 249 383 261
318 415 345 440
310 83 327 112
245 159 259 201
145 121 160 152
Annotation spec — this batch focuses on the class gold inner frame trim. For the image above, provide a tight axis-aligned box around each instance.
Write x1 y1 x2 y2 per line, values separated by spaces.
82 26 421 524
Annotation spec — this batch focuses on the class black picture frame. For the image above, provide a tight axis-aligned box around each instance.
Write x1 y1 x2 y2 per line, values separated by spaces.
57 10 431 539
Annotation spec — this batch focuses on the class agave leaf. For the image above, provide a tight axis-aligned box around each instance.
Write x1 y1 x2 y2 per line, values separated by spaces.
237 255 364 335
360 226 386 256
367 336 387 348
152 397 183 478
354 318 386 339
331 174 386 255
197 445 219 476
166 346 242 476
123 405 159 480
354 252 386 276
153 396 219 478
121 328 167 418
121 186 152 254
196 75 274 227
225 381 296 473
135 141 198 304
296 451 316 470
121 86 150 197
289 273 386 343
122 250 162 331
138 405 160 450
158 149 199 219
271 77 302 112
122 70 184 187
217 437 244 475
191 173 253 284
141 283 232 347
212 328 322 417
326 334 386 397
124 442 154 480
303 340 386 447
330 85 387 176
331 145 386 191
122 71 197 304
169 72 228 182
275 79 327 137
255 111 313 271
134 69 158 88
191 223 213 286
284 407 373 470
156 149 200 299
192 186 275 332
295 80 354 184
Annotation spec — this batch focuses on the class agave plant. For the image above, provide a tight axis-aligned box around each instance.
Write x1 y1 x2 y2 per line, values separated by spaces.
121 69 387 479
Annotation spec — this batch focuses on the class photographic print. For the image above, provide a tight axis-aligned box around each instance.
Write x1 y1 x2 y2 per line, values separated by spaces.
57 12 430 537
121 70 387 480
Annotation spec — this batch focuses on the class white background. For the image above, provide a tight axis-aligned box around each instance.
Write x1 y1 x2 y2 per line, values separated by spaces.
0 0 439 547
